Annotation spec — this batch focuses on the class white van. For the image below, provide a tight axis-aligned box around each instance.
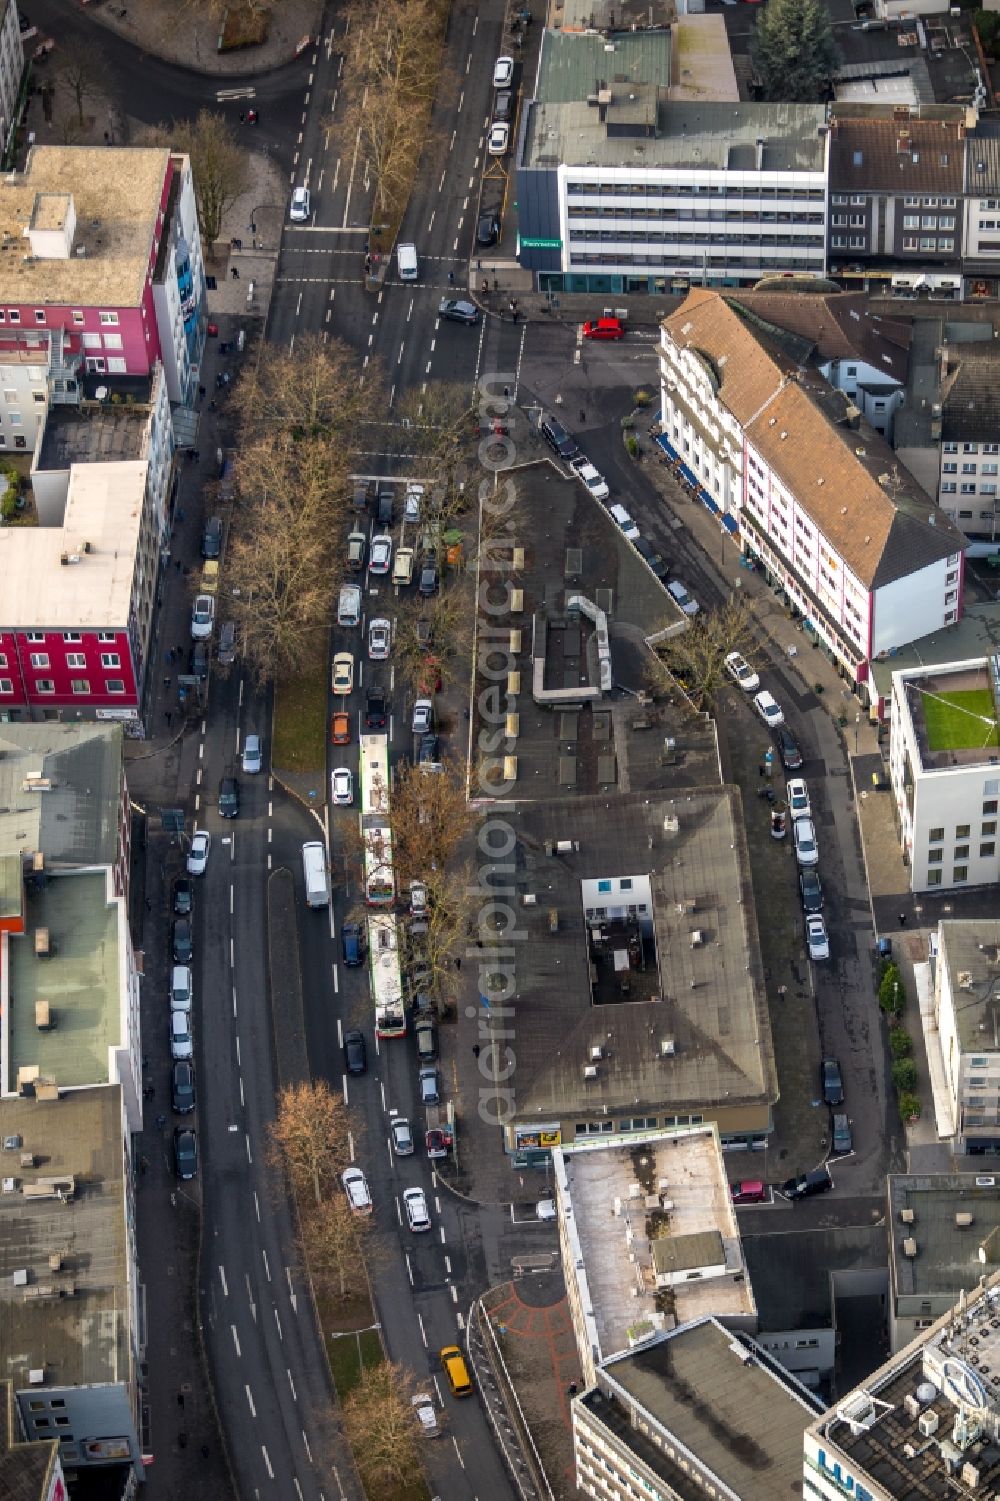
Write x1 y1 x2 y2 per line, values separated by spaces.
302 841 331 909
337 583 362 627
397 242 418 281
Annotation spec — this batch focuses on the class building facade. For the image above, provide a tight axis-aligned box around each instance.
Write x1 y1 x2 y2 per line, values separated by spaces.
933 920 1000 1153
0 0 23 168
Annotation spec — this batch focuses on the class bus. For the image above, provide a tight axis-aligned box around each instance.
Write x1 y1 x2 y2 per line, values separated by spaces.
370 911 406 1038
360 734 394 906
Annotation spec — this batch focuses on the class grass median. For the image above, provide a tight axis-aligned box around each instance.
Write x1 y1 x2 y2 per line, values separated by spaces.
272 644 329 779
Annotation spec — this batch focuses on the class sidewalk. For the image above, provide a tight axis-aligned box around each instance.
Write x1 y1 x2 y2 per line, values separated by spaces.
89 0 321 76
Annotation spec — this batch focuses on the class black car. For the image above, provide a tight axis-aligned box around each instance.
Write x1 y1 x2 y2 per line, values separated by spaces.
365 685 388 730
377 488 394 526
171 1059 196 1114
799 868 823 914
344 1029 367 1075
777 726 803 771
821 1057 844 1106
438 298 480 325
201 515 223 559
171 917 193 964
172 877 193 916
476 212 499 247
218 776 240 818
415 1018 439 1061
173 1127 198 1180
418 733 441 767
418 554 439 598
341 921 366 967
539 414 580 461
189 641 210 680
781 1167 832 1201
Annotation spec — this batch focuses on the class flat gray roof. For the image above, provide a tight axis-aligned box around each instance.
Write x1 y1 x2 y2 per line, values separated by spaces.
502 787 776 1123
889 1172 1000 1300
6 871 123 1094
938 920 1000 1054
0 724 123 869
0 1089 128 1391
37 392 152 472
523 97 828 172
597 1319 820 1501
535 29 671 106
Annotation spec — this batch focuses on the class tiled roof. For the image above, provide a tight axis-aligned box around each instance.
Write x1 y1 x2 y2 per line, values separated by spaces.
941 347 1000 444
829 114 966 193
728 290 910 384
662 288 789 426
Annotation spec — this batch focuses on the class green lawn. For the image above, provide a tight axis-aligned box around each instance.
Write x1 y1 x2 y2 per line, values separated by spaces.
921 688 999 752
272 648 329 775
326 1326 384 1398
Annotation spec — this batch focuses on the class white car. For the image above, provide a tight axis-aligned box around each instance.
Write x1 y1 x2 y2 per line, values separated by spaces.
411 1393 439 1438
493 55 514 87
342 1166 373 1215
390 1116 415 1156
369 534 392 575
573 459 610 502
724 651 759 693
171 965 193 1011
190 593 215 640
290 186 310 221
403 484 423 523
793 817 819 867
403 1186 431 1232
806 913 830 961
412 698 433 735
667 578 699 616
332 652 354 696
488 122 510 156
170 1008 193 1061
368 617 391 660
410 880 428 916
753 690 784 728
787 778 811 819
331 767 353 805
609 503 640 542
187 829 211 876
242 733 262 775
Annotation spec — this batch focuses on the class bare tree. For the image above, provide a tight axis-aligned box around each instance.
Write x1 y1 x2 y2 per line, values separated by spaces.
231 334 374 449
392 589 472 699
55 46 109 129
342 1362 423 1493
649 596 756 711
141 111 250 247
300 1196 371 1303
389 757 475 883
404 860 477 1012
269 1081 353 1207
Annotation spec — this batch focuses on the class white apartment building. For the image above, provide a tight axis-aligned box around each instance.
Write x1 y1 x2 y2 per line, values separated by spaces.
888 658 1000 892
660 291 964 705
0 0 23 167
933 920 1000 1153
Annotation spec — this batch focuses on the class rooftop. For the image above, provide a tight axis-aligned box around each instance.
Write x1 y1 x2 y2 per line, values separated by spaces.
559 0 673 27
889 1173 1000 1301
899 316 1000 449
589 1318 821 1501
37 381 154 472
5 870 124 1095
0 1382 60 1501
897 661 1000 771
938 920 1000 1055
809 1272 1000 1501
869 602 1000 705
502 786 776 1125
828 105 970 193
743 1223 887 1332
556 1128 755 1364
0 723 123 869
0 1088 129 1391
0 460 146 628
668 16 739 105
523 97 828 172
729 287 910 385
534 28 672 106
0 146 170 308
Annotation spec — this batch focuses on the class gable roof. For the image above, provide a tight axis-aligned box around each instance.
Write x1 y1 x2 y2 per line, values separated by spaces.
829 112 966 193
662 288 790 426
728 289 910 384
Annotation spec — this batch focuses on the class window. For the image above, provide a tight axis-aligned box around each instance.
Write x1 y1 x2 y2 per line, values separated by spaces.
940 239 954 253
597 879 612 892
902 237 919 251
0 679 11 694
71 310 84 325
65 653 85 669
920 237 937 251
25 632 44 643
942 483 957 494
922 216 938 230
29 653 49 668
851 195 866 205
70 680 90 695
962 463 977 474
903 215 919 230
984 821 998 836
943 443 959 453
929 828 945 842
928 848 943 864
100 652 120 668
8 310 19 323
105 678 125 694
620 878 633 891
981 843 996 859
33 309 44 324
98 311 119 326
35 679 54 693
957 824 971 838
954 866 969 883
985 801 999 816
927 869 942 886
955 845 970 860
943 463 958 473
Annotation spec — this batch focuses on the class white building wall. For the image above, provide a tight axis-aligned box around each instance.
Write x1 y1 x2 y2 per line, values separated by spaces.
659 332 744 520
871 554 959 656
964 195 1000 267
0 0 23 163
152 156 206 407
0 356 49 454
937 438 1000 538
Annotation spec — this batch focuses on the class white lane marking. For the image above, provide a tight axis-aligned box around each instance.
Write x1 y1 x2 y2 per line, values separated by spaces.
229 884 234 914
245 1133 253 1164
439 1225 447 1245
453 1436 465 1468
288 1368 298 1401
450 1285 459 1303
219 1267 229 1296
275 1307 283 1341
286 1266 298 1312
246 1385 257 1417
262 1249 271 1282
405 1253 414 1285
302 1431 313 1463
231 1324 241 1357
262 1446 274 1479
418 1313 428 1347
444 1255 452 1275
254 1191 261 1222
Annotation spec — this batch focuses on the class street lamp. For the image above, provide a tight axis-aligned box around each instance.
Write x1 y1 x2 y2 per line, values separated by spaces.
246 203 282 246
855 712 861 756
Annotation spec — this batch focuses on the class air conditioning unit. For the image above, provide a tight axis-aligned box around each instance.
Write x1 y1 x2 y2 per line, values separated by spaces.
583 1065 598 1080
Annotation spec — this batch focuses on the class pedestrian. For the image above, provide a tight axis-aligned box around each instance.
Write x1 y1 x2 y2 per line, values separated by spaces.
580 409 586 423
177 1393 185 1408
194 450 200 464
165 710 172 728
174 558 182 571
231 266 240 280
494 276 499 291
503 384 510 401
569 1382 578 1396
472 1044 481 1058
512 307 519 324
899 912 907 927
482 278 489 295
448 270 455 285
145 896 152 912
155 1113 166 1129
210 399 218 411
198 384 206 400
177 507 185 523
239 112 245 124
455 956 462 971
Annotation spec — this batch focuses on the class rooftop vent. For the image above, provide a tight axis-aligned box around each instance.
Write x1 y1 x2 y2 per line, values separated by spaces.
900 1207 915 1224
919 1409 940 1437
660 1038 676 1056
957 1213 974 1229
583 1064 598 1080
590 1045 603 1061
903 1237 918 1258
958 971 974 989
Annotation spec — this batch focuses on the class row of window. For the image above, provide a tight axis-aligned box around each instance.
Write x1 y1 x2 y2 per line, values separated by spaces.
0 309 119 326
566 182 825 201
943 443 1000 454
928 811 998 839
569 252 822 269
942 463 999 475
24 652 120 669
566 207 826 225
927 844 995 863
0 678 127 695
573 1114 704 1136
568 231 824 247
901 237 956 253
1 632 120 646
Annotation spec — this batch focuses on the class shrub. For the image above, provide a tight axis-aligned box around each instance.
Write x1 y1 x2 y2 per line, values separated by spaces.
889 1028 913 1060
814 681 824 694
891 1058 918 1093
620 414 635 431
625 435 639 459
879 963 904 1015
898 1090 921 1124
633 388 653 407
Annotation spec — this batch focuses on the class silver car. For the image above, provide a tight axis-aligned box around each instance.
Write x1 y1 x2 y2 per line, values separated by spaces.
412 698 433 734
242 733 262 774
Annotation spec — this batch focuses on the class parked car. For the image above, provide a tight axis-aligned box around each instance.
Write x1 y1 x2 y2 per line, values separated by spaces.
342 1166 373 1215
171 964 193 1010
411 1393 439 1436
438 298 480 325
806 913 830 961
667 578 699 616
189 641 209 681
368 617 391 661
190 593 215 640
391 1116 415 1156
418 733 441 768
218 620 237 666
799 867 823 914
377 488 394 526
793 817 819 867
730 1180 768 1205
331 711 351 746
608 503 640 542
410 881 429 916
418 554 440 597
539 413 580 460
415 1019 439 1061
404 1186 431 1232
412 699 434 735
173 1127 198 1180
419 1065 440 1105
365 685 388 729
201 515 223 559
344 1029 367 1075
290 185 311 221
777 726 803 770
187 829 211 875
753 690 784 728
476 211 500 247
171 1059 196 1115
170 1008 193 1060
332 652 354 696
329 768 352 809
242 733 262 775
493 55 514 87
393 546 415 585
786 778 810 819
369 534 392 574
781 1167 832 1201
403 484 423 523
724 651 759 693
347 531 367 571
572 458 610 501
821 1057 844 1105
831 1113 853 1155
171 918 193 964
341 921 366 967
493 89 513 122
582 317 625 340
218 776 240 819
172 877 193 916
488 121 510 155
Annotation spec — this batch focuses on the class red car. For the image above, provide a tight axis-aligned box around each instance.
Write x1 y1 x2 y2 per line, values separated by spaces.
582 317 625 341
331 711 350 746
206 323 219 337
731 1180 768 1205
